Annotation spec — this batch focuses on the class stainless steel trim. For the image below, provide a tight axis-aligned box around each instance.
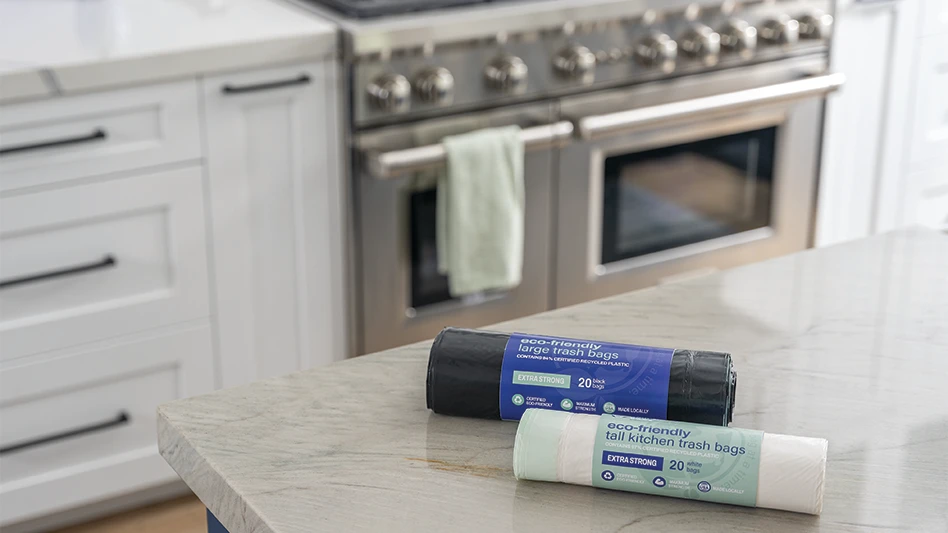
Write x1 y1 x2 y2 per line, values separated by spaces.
366 121 574 179
577 72 845 140
326 0 816 56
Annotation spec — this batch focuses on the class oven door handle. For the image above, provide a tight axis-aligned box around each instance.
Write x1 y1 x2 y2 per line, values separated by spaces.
365 121 574 179
577 72 846 141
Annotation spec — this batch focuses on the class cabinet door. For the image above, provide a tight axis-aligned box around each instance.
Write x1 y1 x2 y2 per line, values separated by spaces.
202 62 345 386
909 34 948 172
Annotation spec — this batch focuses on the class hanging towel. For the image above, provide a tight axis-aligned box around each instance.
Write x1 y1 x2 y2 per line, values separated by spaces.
436 125 525 297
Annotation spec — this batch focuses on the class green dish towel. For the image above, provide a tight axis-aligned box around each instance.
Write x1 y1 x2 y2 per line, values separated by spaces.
437 125 525 297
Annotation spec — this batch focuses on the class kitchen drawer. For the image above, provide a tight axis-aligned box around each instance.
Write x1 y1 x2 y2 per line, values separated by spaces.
0 166 210 360
0 324 215 526
0 80 200 193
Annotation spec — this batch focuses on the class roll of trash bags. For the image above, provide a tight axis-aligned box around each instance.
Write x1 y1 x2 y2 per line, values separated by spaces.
514 409 827 515
426 327 737 425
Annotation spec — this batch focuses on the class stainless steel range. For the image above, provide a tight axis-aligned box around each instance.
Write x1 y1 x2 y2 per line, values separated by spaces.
292 0 841 355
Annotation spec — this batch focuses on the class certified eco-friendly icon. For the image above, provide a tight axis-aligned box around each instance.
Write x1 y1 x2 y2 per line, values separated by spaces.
560 398 574 410
603 402 616 414
601 470 615 482
512 394 525 406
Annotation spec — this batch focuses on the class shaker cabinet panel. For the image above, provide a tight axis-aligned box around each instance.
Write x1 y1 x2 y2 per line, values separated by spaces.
0 166 210 360
202 61 345 386
0 80 201 193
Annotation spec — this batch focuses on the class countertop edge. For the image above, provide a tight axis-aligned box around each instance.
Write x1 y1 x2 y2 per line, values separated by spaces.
157 406 276 533
0 31 337 105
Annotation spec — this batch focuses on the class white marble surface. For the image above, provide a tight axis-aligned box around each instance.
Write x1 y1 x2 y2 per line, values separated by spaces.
0 0 336 102
158 229 948 532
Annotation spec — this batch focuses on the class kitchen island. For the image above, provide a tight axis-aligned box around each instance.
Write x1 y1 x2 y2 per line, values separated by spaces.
158 229 948 533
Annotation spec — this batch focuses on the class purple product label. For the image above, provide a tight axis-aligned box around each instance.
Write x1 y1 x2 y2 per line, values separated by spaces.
498 333 673 421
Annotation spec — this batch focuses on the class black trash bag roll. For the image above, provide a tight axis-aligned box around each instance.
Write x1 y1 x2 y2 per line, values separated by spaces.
426 327 737 426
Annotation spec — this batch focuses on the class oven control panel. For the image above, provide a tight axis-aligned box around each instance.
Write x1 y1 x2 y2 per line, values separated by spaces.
353 0 833 128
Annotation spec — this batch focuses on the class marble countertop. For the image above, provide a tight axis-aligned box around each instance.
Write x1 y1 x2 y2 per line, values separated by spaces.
158 229 948 533
0 0 336 103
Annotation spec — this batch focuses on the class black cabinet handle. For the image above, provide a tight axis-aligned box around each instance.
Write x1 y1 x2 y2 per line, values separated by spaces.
0 411 130 455
0 255 116 289
0 128 107 156
221 74 311 94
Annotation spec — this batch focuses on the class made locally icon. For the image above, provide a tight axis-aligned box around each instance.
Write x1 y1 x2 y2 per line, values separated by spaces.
603 402 616 414
512 394 525 406
601 470 615 482
560 398 574 410
697 481 711 493
652 476 666 488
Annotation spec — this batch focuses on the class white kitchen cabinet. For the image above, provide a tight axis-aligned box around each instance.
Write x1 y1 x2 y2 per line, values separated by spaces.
914 189 948 231
0 80 201 193
815 2 895 245
817 0 948 244
0 323 215 526
908 34 948 172
0 166 210 360
202 61 346 387
0 57 344 530
922 0 948 36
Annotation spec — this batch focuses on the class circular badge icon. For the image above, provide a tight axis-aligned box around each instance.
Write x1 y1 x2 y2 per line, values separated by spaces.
697 481 711 493
560 398 574 411
512 394 525 406
602 402 616 414
601 470 615 482
652 476 667 488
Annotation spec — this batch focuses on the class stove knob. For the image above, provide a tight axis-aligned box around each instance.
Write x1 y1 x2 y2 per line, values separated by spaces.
413 67 455 104
366 73 411 112
798 12 833 40
553 44 597 78
760 15 800 46
719 19 758 53
484 54 529 92
634 32 678 68
679 24 721 61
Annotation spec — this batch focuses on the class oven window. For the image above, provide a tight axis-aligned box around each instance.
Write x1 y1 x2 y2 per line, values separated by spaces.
409 188 453 309
601 126 777 265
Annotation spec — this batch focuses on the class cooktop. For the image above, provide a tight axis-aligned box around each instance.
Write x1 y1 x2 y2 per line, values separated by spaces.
303 0 518 19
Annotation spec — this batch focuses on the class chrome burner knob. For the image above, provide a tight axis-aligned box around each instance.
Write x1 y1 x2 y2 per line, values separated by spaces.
634 32 677 68
798 12 834 40
679 24 721 62
366 73 411 112
553 44 597 78
413 67 455 104
484 54 529 92
719 19 758 53
760 15 800 46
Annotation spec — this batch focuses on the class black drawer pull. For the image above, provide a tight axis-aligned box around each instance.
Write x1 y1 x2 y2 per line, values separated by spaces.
0 255 117 289
222 74 311 94
0 128 107 156
0 411 130 455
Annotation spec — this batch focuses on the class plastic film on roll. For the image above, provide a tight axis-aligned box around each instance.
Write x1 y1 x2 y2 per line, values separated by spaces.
514 409 827 515
426 327 737 425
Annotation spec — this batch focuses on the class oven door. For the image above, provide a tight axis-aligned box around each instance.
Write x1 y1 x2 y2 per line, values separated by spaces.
556 57 843 307
354 103 570 354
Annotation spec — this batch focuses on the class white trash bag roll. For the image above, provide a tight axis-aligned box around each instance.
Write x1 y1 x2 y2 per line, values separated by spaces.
514 409 827 515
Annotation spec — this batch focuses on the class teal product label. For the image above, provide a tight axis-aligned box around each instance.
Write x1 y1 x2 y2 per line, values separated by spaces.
592 414 762 507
